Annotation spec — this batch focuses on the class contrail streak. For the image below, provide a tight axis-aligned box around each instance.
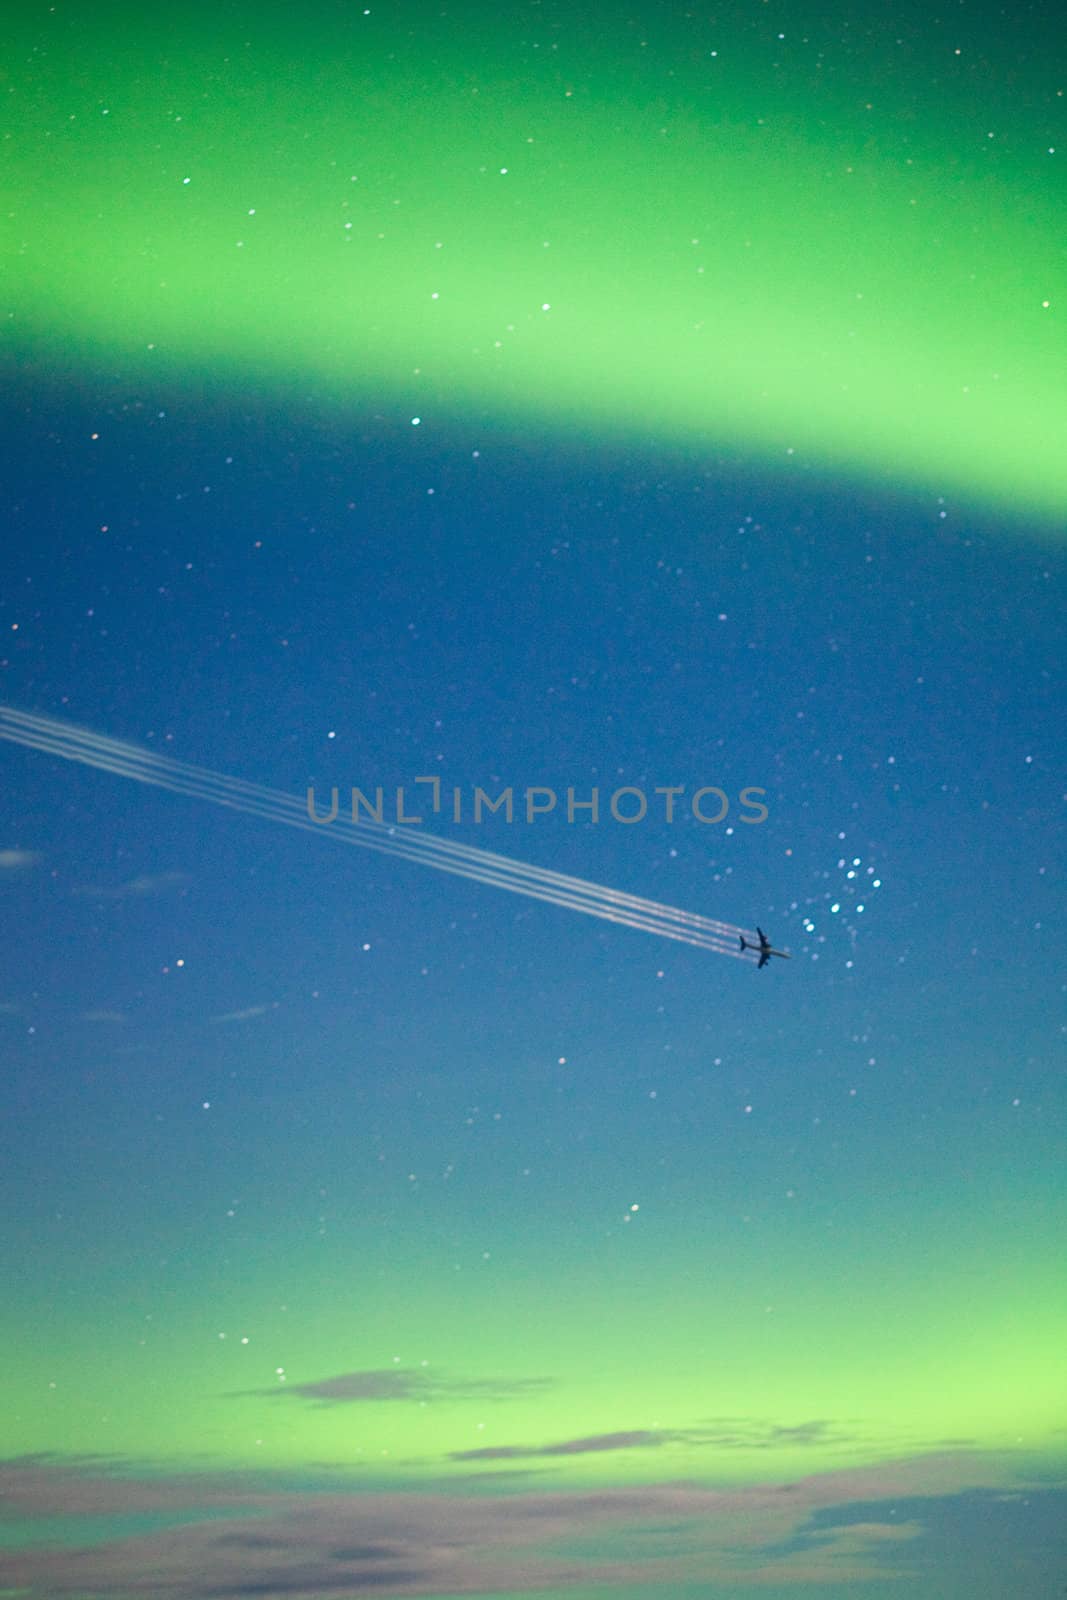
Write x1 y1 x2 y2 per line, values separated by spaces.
0 705 750 956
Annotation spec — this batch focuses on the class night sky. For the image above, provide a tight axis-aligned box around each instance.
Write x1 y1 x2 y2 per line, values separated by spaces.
1 1 1064 1597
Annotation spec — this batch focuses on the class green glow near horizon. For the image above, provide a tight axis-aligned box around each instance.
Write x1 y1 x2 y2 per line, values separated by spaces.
4 3 1065 519
3 1180 1064 1480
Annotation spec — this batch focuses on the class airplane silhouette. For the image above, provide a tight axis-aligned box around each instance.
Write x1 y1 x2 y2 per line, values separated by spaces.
739 926 791 968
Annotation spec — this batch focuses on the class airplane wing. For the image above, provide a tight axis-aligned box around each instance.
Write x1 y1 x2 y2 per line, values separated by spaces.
758 951 769 968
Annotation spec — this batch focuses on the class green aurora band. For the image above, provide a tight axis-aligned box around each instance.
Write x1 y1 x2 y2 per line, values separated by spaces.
2 1037 1064 1479
4 1 1065 519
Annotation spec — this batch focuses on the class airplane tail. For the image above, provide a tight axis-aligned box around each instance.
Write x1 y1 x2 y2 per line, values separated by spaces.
739 935 748 952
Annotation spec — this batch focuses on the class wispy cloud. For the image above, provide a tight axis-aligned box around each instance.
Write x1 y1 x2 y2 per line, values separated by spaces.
209 1002 281 1024
0 848 41 870
453 1428 672 1461
696 1417 859 1450
81 1009 127 1024
238 1369 554 1406
73 870 190 899
452 1418 858 1462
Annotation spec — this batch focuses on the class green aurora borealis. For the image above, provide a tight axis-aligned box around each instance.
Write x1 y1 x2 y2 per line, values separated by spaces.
5 1 1065 518
2 887 1064 1487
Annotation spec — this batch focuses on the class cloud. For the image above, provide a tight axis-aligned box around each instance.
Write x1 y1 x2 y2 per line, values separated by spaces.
73 871 190 899
452 1418 858 1462
453 1429 673 1461
210 1003 281 1024
81 1009 127 1024
0 848 41 870
238 1369 554 1407
696 1416 860 1450
0 1450 1050 1599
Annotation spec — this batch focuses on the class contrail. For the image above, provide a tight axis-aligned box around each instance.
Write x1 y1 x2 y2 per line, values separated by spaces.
0 705 750 956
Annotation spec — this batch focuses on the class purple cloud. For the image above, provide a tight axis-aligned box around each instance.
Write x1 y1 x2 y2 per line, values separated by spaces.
0 1449 1036 1598
235 1370 554 1407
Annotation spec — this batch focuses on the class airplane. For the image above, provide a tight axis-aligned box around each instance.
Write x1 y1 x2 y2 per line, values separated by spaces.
739 926 791 969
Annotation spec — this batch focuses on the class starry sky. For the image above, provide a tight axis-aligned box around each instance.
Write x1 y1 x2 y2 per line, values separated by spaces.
1 1 1064 1597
